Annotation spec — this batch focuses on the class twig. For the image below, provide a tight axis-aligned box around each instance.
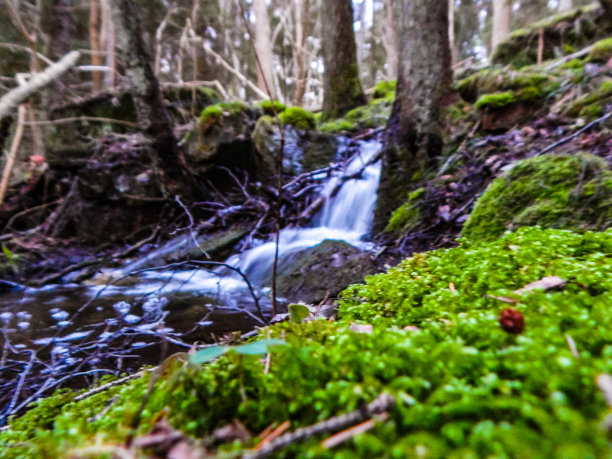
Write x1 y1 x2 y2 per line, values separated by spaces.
74 368 153 402
243 393 395 458
24 116 139 128
322 412 388 449
535 110 612 157
0 104 26 204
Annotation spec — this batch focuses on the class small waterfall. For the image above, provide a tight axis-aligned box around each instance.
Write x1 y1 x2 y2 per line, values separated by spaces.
134 139 382 296
229 140 382 284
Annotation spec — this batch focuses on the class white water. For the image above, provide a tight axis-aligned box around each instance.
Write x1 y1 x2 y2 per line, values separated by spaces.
124 139 382 298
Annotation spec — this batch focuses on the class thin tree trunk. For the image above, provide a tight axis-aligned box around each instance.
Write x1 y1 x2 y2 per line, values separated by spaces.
253 0 276 99
100 0 116 88
491 0 511 52
449 0 456 65
89 0 103 92
375 0 451 231
382 0 398 78
600 0 612 25
320 0 366 119
110 0 196 197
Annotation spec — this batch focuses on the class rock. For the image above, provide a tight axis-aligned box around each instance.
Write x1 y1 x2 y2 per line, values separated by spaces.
461 153 612 243
276 239 380 304
252 115 339 176
186 102 264 180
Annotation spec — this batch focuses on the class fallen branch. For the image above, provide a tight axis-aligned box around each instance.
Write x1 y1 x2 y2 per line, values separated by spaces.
0 51 80 118
24 116 139 128
0 104 26 204
535 110 612 157
243 393 395 458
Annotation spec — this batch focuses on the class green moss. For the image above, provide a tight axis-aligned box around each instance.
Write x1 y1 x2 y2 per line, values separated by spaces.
564 80 612 117
588 37 612 63
385 187 425 233
258 99 286 116
319 118 357 133
199 101 247 124
3 227 612 457
578 103 604 119
559 58 586 70
456 69 555 104
461 153 612 243
277 106 316 130
475 91 518 110
517 85 543 102
372 80 396 99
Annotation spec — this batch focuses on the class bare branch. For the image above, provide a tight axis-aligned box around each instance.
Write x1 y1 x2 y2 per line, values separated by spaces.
0 51 80 119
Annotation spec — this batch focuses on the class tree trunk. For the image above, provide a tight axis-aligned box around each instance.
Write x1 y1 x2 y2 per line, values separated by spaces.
491 0 511 52
89 0 104 92
375 0 452 232
449 0 456 65
600 0 612 24
558 0 573 11
253 0 276 99
320 0 366 120
382 0 398 78
110 0 196 197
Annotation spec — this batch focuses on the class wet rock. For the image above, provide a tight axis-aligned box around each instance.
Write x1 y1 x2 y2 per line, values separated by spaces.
252 115 339 176
276 239 380 304
186 102 264 180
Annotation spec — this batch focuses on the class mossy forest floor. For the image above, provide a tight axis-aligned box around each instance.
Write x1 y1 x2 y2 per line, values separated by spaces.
4 12 612 459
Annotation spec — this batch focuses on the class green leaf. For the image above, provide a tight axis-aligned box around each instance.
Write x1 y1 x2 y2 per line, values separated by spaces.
234 339 287 355
2 245 13 259
190 345 229 364
289 303 310 323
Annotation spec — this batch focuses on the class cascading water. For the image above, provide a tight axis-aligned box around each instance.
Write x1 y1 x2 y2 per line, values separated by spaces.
135 139 382 298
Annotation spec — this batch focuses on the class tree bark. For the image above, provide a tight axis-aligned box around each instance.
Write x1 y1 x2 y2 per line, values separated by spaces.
600 0 612 24
491 0 511 52
89 0 104 92
253 0 276 99
382 0 398 78
320 0 366 120
110 0 196 197
375 0 452 232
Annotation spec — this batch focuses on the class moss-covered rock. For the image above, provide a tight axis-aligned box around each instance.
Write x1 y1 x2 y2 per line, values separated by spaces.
258 99 287 116
491 4 606 68
277 106 316 130
587 36 612 62
563 79 612 117
319 97 392 134
456 68 555 104
186 101 260 178
461 153 612 243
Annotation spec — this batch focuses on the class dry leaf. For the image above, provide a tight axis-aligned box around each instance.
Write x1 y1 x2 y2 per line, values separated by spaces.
349 323 373 334
597 374 612 409
515 276 565 295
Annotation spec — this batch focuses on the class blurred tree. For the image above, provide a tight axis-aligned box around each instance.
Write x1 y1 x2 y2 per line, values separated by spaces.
320 0 365 119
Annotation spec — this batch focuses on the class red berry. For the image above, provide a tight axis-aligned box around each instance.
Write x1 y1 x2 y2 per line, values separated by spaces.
499 307 525 334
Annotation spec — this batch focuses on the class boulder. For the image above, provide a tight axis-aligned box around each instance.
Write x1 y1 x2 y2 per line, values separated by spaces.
462 153 612 243
252 115 339 176
276 239 380 304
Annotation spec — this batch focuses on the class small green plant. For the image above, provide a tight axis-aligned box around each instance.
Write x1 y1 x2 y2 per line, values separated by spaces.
278 106 316 130
190 339 287 364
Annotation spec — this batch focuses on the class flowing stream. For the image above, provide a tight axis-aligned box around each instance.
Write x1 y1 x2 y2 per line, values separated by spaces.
0 139 382 398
